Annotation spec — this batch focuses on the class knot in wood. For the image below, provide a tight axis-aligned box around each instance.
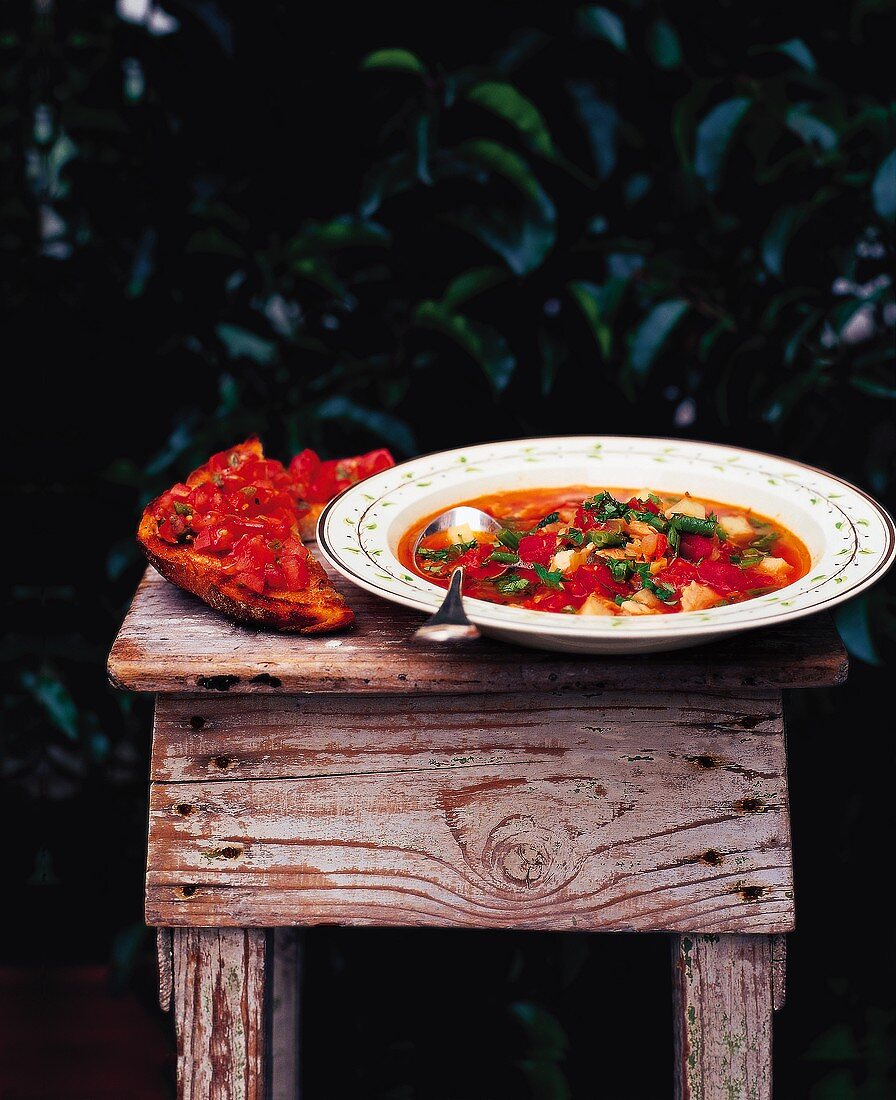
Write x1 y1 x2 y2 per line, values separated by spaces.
482 816 571 894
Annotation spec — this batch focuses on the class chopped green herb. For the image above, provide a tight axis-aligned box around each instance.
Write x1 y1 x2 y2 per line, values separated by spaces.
733 548 766 568
533 563 565 589
750 532 777 552
537 511 560 529
634 562 676 602
614 594 627 606
583 492 628 521
646 492 662 505
417 539 477 562
627 509 668 532
606 558 634 583
173 501 192 516
565 527 585 546
493 572 531 594
667 524 681 555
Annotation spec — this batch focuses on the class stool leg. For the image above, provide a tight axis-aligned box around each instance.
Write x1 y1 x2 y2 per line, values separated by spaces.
172 928 268 1100
672 933 774 1100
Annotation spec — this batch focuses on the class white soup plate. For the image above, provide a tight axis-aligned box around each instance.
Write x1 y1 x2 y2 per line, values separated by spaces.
316 437 896 655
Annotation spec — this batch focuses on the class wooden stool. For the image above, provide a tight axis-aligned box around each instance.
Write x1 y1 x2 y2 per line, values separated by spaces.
108 567 847 1099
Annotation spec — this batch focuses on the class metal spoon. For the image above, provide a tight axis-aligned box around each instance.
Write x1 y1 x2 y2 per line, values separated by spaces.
410 506 502 644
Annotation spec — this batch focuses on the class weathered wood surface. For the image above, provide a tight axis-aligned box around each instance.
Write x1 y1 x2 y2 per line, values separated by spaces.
672 933 774 1100
109 566 847 696
172 927 267 1100
146 692 793 932
157 927 173 1011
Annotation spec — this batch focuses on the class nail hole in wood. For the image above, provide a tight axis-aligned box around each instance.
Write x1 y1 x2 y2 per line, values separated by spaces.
180 885 198 898
212 755 231 771
691 755 718 769
176 803 193 816
189 716 205 730
739 885 765 901
702 849 724 865
735 797 765 813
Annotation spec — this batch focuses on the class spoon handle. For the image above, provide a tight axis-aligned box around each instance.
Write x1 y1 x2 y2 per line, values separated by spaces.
409 567 480 644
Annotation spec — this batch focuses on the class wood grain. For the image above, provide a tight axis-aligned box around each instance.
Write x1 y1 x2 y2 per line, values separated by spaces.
109 566 847 696
172 928 267 1100
672 933 774 1100
146 693 793 933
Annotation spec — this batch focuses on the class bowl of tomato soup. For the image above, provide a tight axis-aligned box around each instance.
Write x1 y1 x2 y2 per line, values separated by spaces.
317 437 895 653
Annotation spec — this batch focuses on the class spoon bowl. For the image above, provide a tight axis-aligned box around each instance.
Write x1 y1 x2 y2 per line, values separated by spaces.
410 506 501 644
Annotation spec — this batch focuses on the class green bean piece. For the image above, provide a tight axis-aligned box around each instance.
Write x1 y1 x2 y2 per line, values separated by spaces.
668 514 719 537
486 549 520 565
496 528 521 551
587 530 626 549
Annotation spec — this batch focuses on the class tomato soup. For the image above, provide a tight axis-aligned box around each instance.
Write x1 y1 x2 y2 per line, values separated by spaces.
399 487 810 616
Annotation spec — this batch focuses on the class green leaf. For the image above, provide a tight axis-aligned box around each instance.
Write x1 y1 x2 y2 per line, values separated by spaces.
21 669 79 740
215 324 277 365
646 19 682 70
871 150 896 221
315 396 417 455
567 80 618 180
414 113 432 184
510 1001 569 1060
185 227 245 258
467 81 556 157
628 299 689 381
568 278 628 358
447 140 557 274
834 596 881 666
442 267 508 309
786 107 837 152
289 216 391 256
761 206 804 279
776 38 816 72
414 299 516 391
694 97 751 193
576 6 627 52
359 153 417 217
361 48 426 77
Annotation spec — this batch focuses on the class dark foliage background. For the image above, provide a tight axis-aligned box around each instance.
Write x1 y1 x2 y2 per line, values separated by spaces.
2 0 894 1096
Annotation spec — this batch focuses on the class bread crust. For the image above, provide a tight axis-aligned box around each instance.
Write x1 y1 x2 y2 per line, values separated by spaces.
138 510 353 635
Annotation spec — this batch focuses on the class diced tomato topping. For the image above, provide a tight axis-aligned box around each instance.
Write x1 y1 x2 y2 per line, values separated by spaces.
517 534 555 567
149 439 391 597
290 447 395 503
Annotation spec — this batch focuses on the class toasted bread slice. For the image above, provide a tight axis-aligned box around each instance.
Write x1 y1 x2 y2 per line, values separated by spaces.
139 513 353 633
136 438 353 634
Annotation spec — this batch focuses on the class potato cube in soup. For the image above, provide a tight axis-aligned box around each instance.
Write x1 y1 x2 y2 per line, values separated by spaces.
754 556 791 579
718 514 755 543
664 496 706 520
679 582 722 612
578 594 616 616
